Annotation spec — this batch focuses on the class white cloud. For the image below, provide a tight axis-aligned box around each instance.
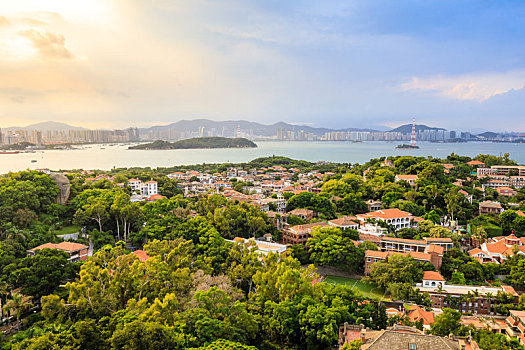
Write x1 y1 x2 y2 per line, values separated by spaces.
401 71 525 102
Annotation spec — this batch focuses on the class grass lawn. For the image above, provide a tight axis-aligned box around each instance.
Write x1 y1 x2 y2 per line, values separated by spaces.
52 225 80 235
322 275 386 300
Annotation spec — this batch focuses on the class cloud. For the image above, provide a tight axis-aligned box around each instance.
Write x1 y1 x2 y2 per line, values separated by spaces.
0 16 10 26
401 72 525 102
18 29 74 60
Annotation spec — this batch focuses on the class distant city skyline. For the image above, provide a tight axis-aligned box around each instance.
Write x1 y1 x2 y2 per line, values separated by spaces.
1 1 525 131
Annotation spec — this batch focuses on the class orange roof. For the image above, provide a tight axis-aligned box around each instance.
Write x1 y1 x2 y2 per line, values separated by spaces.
31 241 88 253
148 194 164 200
426 244 444 255
396 174 418 180
422 271 445 281
423 237 454 242
407 305 434 325
365 250 388 259
382 236 426 245
502 285 518 297
358 208 412 220
484 240 510 255
329 217 359 227
289 222 327 234
132 250 150 262
359 233 381 242
409 251 432 261
467 160 485 166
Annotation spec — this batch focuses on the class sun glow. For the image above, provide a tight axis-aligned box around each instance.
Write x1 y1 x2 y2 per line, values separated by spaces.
0 0 113 23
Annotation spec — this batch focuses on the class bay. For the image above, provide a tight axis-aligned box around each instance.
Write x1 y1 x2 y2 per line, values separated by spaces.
1 141 525 174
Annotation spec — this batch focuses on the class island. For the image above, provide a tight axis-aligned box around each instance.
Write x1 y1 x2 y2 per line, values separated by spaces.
128 137 257 150
395 143 420 149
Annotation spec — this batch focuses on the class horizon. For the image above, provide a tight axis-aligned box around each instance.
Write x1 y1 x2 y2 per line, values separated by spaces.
1 119 521 135
1 1 525 131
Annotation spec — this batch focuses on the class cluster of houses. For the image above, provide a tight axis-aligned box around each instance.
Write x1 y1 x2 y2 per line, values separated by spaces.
36 159 525 349
167 166 327 197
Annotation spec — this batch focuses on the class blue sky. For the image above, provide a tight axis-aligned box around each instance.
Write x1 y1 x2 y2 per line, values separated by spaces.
1 0 525 131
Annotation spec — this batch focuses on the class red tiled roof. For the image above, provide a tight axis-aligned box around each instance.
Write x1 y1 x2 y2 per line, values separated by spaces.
358 208 412 220
422 271 445 281
365 250 388 259
329 217 359 227
31 242 88 253
132 250 150 262
407 305 434 325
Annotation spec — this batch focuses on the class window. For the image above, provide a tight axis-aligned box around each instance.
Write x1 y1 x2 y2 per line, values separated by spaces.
409 344 416 350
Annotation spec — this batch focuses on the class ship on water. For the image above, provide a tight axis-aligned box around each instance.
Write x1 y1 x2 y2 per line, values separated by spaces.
396 117 420 149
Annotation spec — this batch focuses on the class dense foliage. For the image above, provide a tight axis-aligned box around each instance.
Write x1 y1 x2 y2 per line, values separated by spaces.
129 137 257 150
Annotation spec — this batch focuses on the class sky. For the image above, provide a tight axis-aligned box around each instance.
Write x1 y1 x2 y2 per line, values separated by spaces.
1 0 525 131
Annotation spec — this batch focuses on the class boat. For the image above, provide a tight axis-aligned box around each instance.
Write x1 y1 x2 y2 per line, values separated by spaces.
31 160 37 163
0 151 20 154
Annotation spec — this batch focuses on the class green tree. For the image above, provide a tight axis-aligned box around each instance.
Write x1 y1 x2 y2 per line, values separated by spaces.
430 308 462 336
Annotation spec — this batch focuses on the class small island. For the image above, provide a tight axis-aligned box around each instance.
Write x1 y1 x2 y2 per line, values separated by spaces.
128 137 257 150
395 143 420 149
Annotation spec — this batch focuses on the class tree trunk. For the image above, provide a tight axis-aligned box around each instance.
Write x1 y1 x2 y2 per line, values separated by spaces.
115 217 120 241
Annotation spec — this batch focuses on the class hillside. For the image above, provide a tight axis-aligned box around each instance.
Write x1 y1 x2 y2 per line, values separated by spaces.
4 121 85 132
140 119 379 137
129 137 257 150
390 124 446 133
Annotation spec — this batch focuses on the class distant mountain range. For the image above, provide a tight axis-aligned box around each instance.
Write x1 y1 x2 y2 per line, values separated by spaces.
389 124 446 133
2 119 513 137
3 121 85 132
141 119 379 137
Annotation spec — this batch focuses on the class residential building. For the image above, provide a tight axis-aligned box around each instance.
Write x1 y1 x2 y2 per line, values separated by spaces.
497 187 515 196
406 304 434 330
478 200 504 215
288 208 315 221
356 208 418 234
505 310 525 346
365 200 382 212
282 222 327 245
379 236 453 253
364 248 443 276
415 271 518 315
328 216 359 230
338 324 479 350
27 242 89 262
394 174 419 188
469 234 525 264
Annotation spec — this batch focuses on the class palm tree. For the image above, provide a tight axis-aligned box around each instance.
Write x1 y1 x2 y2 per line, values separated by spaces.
0 281 10 319
3 292 32 323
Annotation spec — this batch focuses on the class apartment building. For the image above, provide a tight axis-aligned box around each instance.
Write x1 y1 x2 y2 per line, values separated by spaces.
505 310 525 346
415 271 518 315
356 208 418 234
282 222 327 245
478 166 525 189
